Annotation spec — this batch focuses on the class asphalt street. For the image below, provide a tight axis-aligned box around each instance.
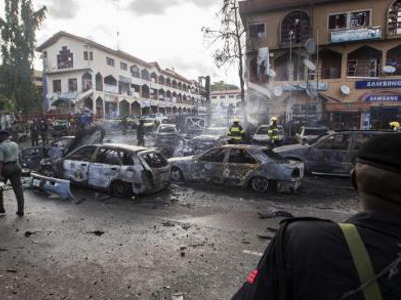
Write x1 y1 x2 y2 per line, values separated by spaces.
0 132 359 300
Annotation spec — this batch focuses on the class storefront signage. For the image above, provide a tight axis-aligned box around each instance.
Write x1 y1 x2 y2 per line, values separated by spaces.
330 27 381 43
365 95 401 102
283 81 328 91
356 80 401 89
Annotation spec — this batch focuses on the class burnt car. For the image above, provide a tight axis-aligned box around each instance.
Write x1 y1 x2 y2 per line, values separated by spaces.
21 126 105 172
274 130 396 176
295 125 330 144
174 134 228 157
168 144 304 193
39 143 171 197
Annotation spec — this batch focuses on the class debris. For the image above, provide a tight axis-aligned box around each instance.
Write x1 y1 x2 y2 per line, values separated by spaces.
257 234 272 240
171 292 184 300
24 231 38 238
180 223 191 230
266 227 278 233
243 250 263 257
6 269 17 273
161 221 176 227
87 230 105 236
0 248 9 252
180 251 185 257
179 246 187 251
258 210 294 219
74 198 86 205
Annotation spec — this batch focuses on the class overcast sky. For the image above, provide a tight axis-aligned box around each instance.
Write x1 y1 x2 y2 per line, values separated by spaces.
1 0 240 86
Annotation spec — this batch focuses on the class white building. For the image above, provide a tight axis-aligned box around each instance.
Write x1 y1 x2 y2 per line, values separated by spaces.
36 31 208 118
210 89 241 126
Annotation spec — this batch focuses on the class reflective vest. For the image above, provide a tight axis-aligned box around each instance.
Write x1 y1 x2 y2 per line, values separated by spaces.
228 124 245 141
268 125 280 141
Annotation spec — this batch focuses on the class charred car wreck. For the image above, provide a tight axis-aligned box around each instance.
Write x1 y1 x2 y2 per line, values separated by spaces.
168 144 304 193
37 143 171 197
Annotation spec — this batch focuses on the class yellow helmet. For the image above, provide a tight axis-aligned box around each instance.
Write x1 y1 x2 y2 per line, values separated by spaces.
233 118 240 123
389 121 400 128
271 116 278 121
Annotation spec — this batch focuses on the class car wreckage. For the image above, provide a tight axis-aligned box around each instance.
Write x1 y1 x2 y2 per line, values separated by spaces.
35 143 171 198
168 144 304 193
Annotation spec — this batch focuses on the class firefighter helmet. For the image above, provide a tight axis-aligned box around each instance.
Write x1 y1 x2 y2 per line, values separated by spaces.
233 118 240 123
271 116 278 121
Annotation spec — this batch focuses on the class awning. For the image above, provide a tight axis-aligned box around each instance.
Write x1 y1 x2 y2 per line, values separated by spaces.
326 102 371 112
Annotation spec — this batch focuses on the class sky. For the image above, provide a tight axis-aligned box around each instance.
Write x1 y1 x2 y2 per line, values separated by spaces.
1 0 240 86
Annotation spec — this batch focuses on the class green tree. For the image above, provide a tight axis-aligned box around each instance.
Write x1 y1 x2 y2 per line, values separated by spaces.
0 0 46 117
202 0 246 123
211 81 239 92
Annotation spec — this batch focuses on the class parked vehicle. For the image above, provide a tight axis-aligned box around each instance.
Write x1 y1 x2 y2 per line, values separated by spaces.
21 126 105 172
154 124 180 157
173 134 228 157
169 144 304 193
252 124 285 145
39 143 171 197
274 130 396 176
295 125 330 144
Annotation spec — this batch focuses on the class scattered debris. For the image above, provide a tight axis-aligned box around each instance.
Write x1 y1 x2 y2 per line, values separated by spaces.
74 198 86 205
161 221 176 227
6 269 17 273
258 210 294 219
266 227 278 233
24 231 38 238
243 250 263 257
257 234 272 240
180 223 191 230
171 292 184 300
0 248 9 252
87 230 105 236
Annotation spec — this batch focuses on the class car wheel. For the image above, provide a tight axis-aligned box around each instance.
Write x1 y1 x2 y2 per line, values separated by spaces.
251 176 269 193
111 181 132 198
170 167 184 182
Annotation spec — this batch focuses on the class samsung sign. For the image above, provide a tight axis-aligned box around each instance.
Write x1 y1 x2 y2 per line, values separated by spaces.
365 95 401 102
356 80 401 89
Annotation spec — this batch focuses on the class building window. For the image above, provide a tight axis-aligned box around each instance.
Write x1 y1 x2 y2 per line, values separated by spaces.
106 57 115 67
328 10 370 30
249 23 265 38
53 80 61 93
219 95 225 99
68 78 77 92
120 62 127 70
229 95 234 98
388 0 401 36
57 46 73 69
211 96 217 99
328 14 347 29
84 51 93 60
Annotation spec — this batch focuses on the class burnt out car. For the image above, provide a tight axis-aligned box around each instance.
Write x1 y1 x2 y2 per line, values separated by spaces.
22 126 105 171
274 130 396 176
40 143 170 197
173 134 228 157
168 144 304 193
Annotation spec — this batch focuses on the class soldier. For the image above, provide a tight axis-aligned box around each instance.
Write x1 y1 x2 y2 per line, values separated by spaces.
233 133 401 299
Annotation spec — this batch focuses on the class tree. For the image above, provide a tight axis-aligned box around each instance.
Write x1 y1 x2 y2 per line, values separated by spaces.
0 0 46 118
211 81 239 92
202 0 246 124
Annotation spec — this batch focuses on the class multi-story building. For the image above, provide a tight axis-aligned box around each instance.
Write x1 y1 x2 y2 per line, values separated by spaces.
36 31 208 118
239 0 401 129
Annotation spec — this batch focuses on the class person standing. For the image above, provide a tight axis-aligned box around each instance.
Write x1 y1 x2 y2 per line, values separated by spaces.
0 130 25 217
267 116 280 148
228 118 246 144
137 119 145 146
30 119 40 146
39 118 48 144
232 133 401 299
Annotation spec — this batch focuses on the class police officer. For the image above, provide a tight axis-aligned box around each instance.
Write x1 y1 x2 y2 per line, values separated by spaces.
228 118 246 144
267 116 280 148
0 130 25 217
137 119 145 146
233 133 401 299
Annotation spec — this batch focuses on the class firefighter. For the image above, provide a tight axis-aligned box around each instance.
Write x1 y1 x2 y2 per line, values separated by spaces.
228 118 246 144
267 116 280 148
232 133 401 299
389 121 400 131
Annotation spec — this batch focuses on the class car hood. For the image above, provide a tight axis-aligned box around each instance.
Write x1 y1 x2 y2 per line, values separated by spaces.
274 143 309 153
65 125 105 155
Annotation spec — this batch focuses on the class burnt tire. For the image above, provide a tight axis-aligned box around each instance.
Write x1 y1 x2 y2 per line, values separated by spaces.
111 181 132 198
170 167 184 182
251 176 269 193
